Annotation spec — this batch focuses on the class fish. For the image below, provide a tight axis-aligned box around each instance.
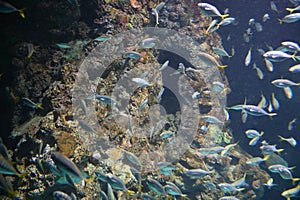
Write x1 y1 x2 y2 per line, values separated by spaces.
78 120 95 132
213 47 232 58
281 41 300 52
216 17 237 28
26 43 34 58
271 78 300 88
242 104 277 117
278 135 297 147
221 142 238 157
270 1 279 14
283 87 293 99
288 118 297 131
107 183 116 200
253 63 264 79
241 109 248 123
245 129 264 139
198 3 229 19
99 191 108 200
231 173 248 188
279 13 300 24
160 131 175 139
212 81 225 93
260 143 284 154
197 146 226 155
53 191 73 200
268 164 292 173
263 178 277 189
56 43 71 49
264 58 274 72
218 183 244 193
245 48 252 66
289 64 300 73
95 95 116 105
257 93 267 108
271 93 280 110
22 97 43 110
151 2 165 25
286 5 300 13
0 0 25 18
249 136 260 146
159 60 169 71
184 168 213 179
206 19 219 34
138 98 148 113
164 181 186 197
51 151 84 184
139 38 156 48
248 18 255 26
263 13 270 22
123 150 141 168
124 51 143 59
142 193 155 200
268 100 273 112
132 77 153 87
263 51 300 62
105 174 127 191
254 22 263 32
93 36 109 42
257 48 265 55
0 154 22 176
157 87 165 101
147 178 165 196
281 184 300 200
219 196 240 200
201 115 223 124
246 155 269 166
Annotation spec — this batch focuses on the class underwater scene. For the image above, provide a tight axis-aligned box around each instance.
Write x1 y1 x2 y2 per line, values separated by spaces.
0 0 300 199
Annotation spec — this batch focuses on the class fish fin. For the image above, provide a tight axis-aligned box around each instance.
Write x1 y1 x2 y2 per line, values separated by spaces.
268 113 277 117
218 65 228 69
263 155 270 161
294 56 300 61
18 8 26 19
221 14 229 20
285 8 293 13
260 131 264 136
292 178 300 185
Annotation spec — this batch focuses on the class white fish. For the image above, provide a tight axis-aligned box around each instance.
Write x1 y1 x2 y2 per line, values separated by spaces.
268 100 273 112
263 178 277 189
245 48 252 66
213 47 232 58
257 48 265 55
279 13 300 24
206 19 219 34
263 50 300 62
281 184 300 199
289 64 300 73
284 87 293 99
254 22 263 32
248 18 255 26
132 78 153 87
281 41 300 52
217 17 237 28
159 60 169 71
198 3 229 19
249 136 260 146
139 38 156 48
264 59 273 72
271 93 280 110
245 129 264 139
26 43 34 58
271 78 300 88
253 63 264 80
286 5 300 13
243 32 250 43
278 135 297 147
270 1 279 13
263 13 270 22
288 118 297 131
257 92 267 108
241 109 248 123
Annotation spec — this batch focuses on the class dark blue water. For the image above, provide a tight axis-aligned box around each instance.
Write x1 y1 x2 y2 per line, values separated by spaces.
204 0 300 199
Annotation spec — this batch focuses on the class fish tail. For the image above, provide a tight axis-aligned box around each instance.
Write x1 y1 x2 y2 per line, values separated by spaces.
294 55 300 61
18 8 26 19
285 8 294 13
277 18 283 24
218 65 228 69
292 178 300 185
221 14 229 20
277 148 284 154
260 131 264 136
278 135 285 141
268 113 277 117
36 103 44 110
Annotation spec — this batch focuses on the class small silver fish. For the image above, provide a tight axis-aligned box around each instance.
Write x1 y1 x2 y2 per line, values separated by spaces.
246 155 269 166
206 19 219 34
288 118 297 131
281 41 300 52
245 48 252 66
217 17 237 28
283 87 293 99
242 104 277 117
132 77 152 87
213 47 232 58
264 50 300 62
289 64 300 73
159 60 169 71
278 135 297 147
245 129 264 138
201 115 223 124
198 3 229 19
271 78 299 88
263 13 270 22
249 136 260 146
184 168 213 179
281 184 300 199
139 38 156 48
271 93 280 110
279 13 300 24
257 93 267 108
263 178 277 189
124 51 143 59
270 1 279 13
264 58 274 72
254 22 263 32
